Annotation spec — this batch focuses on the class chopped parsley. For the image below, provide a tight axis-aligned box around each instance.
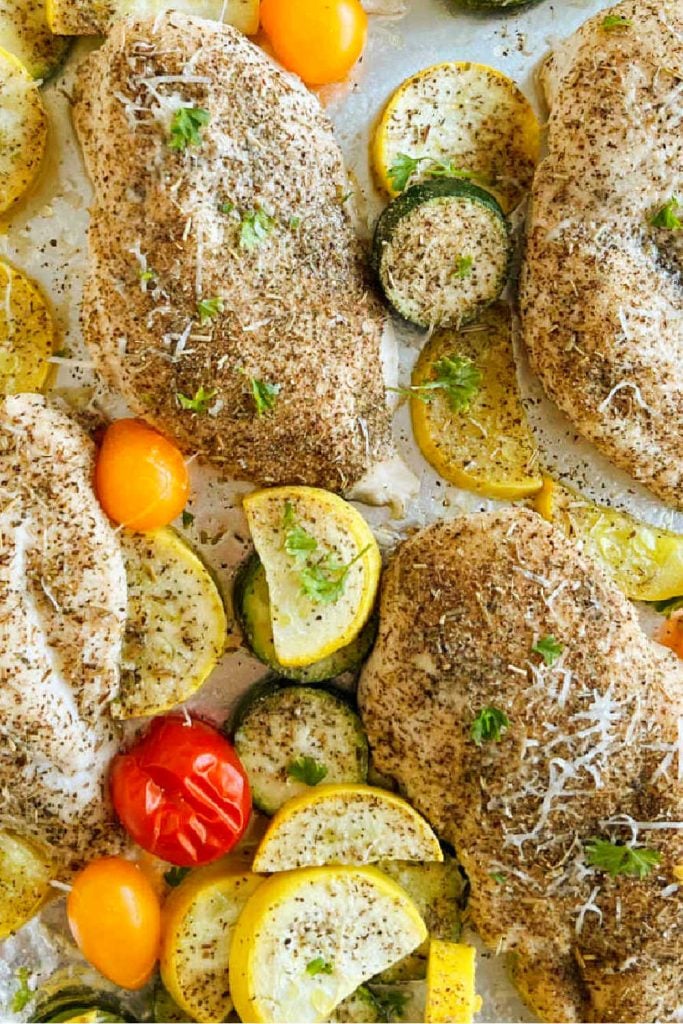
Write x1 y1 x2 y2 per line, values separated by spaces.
239 208 276 250
250 377 280 417
490 871 507 884
288 756 328 786
471 706 510 746
299 547 369 605
10 968 32 1013
649 595 683 617
289 215 302 229
197 296 224 324
601 13 632 30
139 268 156 283
164 866 191 887
176 385 217 413
585 838 661 879
454 255 473 279
393 355 482 413
282 500 318 560
650 196 682 230
374 990 409 1017
532 635 564 666
219 200 235 214
168 106 210 151
387 152 473 192
306 958 333 976
181 509 194 529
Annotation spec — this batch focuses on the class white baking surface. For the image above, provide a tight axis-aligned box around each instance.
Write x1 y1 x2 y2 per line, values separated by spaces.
0 1 680 1020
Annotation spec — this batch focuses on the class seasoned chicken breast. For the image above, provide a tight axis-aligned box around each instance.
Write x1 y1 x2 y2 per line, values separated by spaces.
0 396 126 865
72 14 394 493
520 0 682 509
359 508 683 1023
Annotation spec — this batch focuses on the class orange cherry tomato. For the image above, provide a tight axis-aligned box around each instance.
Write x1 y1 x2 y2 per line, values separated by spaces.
67 856 161 989
95 419 189 532
657 612 683 659
260 0 367 86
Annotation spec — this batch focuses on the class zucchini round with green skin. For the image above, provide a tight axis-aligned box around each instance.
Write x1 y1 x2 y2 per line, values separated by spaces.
233 682 369 815
30 987 134 1023
372 179 511 329
0 0 71 80
234 553 376 683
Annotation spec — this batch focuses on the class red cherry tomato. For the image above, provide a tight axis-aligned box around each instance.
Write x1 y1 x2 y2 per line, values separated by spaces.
110 716 251 867
67 857 161 990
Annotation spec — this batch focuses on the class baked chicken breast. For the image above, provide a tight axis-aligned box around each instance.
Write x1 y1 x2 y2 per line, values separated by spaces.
72 13 394 493
520 0 682 509
359 508 683 1022
0 396 126 864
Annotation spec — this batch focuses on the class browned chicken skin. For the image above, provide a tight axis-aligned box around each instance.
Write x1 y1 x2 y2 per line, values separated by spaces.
359 508 683 1022
72 14 394 492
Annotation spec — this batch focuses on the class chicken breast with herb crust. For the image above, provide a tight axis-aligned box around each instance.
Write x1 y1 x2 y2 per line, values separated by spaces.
72 13 395 493
359 507 683 1022
520 0 683 509
0 395 126 865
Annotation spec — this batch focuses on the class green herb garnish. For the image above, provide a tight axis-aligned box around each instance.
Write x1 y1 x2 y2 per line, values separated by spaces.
299 547 369 605
168 106 210 151
10 968 32 1013
601 13 632 29
176 385 217 413
239 208 276 250
288 756 328 786
306 957 334 976
283 500 318 561
393 355 482 413
219 200 235 214
289 215 302 229
532 635 564 666
490 871 507 884
387 152 424 192
585 838 661 878
375 990 409 1018
649 595 683 617
426 159 473 181
197 296 224 324
139 268 156 283
471 706 510 746
454 255 473 279
250 377 280 417
650 197 682 230
164 866 191 887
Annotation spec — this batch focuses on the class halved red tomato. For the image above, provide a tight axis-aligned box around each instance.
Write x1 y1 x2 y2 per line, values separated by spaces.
110 716 251 867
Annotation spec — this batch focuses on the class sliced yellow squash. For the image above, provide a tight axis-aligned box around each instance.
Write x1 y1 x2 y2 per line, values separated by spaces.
425 941 482 1024
47 0 258 35
534 478 683 602
114 528 226 718
243 487 380 668
0 0 70 79
0 260 56 393
229 865 428 1023
411 303 542 499
0 830 53 939
0 47 47 214
160 859 264 1024
252 784 442 873
373 61 540 213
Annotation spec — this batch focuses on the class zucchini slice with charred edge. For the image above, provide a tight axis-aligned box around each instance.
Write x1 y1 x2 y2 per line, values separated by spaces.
234 553 376 683
233 682 369 815
30 987 134 1022
372 179 510 329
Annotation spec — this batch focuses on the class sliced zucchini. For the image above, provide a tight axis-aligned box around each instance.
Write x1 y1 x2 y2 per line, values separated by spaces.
243 487 380 669
374 857 465 983
46 0 258 35
0 46 47 214
235 554 376 683
373 61 540 212
252 785 443 873
233 683 369 815
0 0 70 80
31 987 134 1023
329 986 385 1023
534 477 683 602
372 179 510 329
228 866 428 1024
410 303 542 499
160 860 264 1024
114 528 226 719
0 259 56 394
0 829 53 940
425 942 481 1024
